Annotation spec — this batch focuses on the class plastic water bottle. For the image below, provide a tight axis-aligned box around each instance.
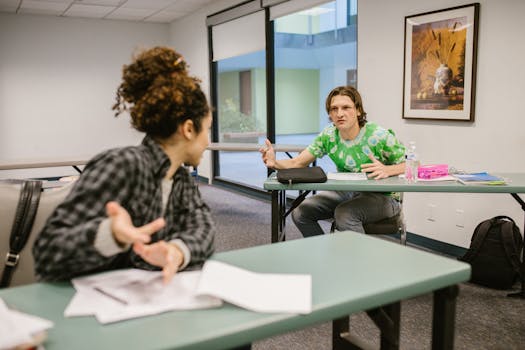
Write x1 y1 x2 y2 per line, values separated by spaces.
405 141 420 183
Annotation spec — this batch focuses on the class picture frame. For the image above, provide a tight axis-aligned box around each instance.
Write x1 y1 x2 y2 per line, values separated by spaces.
402 3 479 121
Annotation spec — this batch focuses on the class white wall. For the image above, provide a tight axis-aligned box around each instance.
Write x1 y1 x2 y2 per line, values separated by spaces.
170 0 525 247
0 14 169 178
358 0 525 247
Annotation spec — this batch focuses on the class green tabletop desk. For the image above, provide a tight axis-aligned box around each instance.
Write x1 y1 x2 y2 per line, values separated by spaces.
1 232 469 350
264 172 525 297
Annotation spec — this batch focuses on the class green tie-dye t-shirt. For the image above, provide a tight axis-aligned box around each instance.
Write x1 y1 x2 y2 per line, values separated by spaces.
307 122 406 172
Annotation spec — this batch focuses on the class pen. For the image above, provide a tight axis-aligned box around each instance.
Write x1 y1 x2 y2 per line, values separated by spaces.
94 287 128 305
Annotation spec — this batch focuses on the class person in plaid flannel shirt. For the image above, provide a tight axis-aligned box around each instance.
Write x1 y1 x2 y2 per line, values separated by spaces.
33 47 215 284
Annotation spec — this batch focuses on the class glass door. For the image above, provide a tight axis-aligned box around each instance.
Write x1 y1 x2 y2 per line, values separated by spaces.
211 10 268 188
208 0 358 190
273 0 358 174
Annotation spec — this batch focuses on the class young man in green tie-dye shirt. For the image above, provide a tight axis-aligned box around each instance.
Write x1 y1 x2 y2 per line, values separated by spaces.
260 86 406 236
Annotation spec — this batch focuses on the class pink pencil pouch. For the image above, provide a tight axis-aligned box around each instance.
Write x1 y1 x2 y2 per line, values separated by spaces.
418 164 449 179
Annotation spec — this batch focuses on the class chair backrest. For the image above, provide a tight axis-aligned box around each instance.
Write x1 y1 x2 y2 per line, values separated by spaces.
367 193 406 244
363 213 404 235
363 209 406 245
329 194 406 245
0 181 74 287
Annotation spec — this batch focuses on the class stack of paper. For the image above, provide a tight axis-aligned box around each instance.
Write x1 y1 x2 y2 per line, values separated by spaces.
0 297 53 349
453 172 506 185
417 174 456 182
65 261 312 324
65 269 223 324
327 172 368 181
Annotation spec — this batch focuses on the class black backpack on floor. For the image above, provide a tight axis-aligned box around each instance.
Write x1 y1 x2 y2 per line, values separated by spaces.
459 216 523 289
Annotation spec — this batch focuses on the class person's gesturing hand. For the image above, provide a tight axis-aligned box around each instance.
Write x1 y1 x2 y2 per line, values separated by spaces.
259 139 276 169
133 241 184 284
106 201 182 284
106 201 165 246
361 154 389 179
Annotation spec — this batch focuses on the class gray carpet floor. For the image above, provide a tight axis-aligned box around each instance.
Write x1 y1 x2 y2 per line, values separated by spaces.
199 183 525 350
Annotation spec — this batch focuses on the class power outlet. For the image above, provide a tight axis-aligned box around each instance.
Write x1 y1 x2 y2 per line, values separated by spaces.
455 209 465 228
427 204 436 222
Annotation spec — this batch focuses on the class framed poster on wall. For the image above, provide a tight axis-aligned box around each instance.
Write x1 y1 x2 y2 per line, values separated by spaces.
402 3 480 121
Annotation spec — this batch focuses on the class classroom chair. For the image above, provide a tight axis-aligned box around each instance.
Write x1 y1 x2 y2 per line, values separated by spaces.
0 180 74 288
330 195 407 245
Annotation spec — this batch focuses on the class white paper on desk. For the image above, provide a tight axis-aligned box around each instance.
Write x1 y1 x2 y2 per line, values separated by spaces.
64 284 121 317
0 297 53 349
416 175 457 182
327 172 368 181
196 260 312 314
65 268 153 318
66 269 222 324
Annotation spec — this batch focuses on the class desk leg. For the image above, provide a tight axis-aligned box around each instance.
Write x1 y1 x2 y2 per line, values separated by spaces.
333 317 357 350
432 285 459 350
367 303 400 349
333 303 400 350
271 190 279 243
279 189 286 242
271 190 287 243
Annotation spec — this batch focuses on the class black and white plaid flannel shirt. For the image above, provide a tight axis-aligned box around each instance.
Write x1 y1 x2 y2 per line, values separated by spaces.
33 135 215 281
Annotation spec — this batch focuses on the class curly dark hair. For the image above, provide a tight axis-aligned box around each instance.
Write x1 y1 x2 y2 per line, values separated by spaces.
113 46 210 138
325 86 368 127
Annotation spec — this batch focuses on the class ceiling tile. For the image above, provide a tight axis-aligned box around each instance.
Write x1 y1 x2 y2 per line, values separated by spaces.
165 0 202 13
3 0 244 22
106 7 156 21
145 10 186 23
32 0 74 2
75 0 121 5
121 0 175 10
190 0 219 7
18 0 70 15
0 0 20 13
63 3 115 18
